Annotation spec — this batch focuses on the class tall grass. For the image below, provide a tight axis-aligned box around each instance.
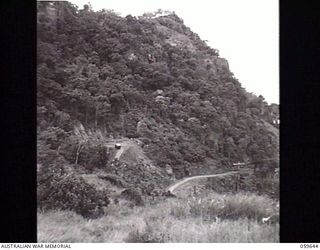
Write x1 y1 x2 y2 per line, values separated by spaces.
38 191 279 243
181 192 278 221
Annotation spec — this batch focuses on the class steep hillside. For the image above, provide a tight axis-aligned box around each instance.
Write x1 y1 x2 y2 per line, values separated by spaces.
37 2 279 216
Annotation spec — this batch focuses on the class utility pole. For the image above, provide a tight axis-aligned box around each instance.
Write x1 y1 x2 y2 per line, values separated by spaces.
235 173 240 192
232 162 245 192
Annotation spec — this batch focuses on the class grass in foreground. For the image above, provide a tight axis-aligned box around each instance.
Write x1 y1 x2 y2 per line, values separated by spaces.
38 192 279 243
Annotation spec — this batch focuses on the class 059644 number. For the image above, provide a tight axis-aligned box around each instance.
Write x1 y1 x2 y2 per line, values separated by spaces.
300 244 319 248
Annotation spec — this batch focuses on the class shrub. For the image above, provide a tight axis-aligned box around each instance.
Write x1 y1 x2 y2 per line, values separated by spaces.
79 144 110 170
120 189 144 206
38 173 110 219
99 174 129 188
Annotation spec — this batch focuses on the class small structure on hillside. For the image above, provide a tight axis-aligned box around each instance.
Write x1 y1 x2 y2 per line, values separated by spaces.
115 143 121 149
232 162 246 170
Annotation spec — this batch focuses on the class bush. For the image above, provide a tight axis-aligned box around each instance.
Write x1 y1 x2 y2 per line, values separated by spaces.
120 189 144 206
99 174 129 188
38 173 110 218
58 136 111 171
79 144 110 170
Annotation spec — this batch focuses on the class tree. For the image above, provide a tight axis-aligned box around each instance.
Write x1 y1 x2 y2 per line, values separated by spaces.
37 2 279 189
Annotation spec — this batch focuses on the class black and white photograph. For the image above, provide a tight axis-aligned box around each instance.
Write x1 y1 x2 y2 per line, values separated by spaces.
37 0 279 242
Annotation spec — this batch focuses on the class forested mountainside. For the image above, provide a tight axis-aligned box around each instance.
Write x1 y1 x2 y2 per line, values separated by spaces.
37 2 279 215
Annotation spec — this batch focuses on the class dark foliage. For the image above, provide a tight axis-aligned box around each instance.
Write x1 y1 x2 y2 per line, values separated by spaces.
37 2 279 196
38 168 110 218
120 188 144 206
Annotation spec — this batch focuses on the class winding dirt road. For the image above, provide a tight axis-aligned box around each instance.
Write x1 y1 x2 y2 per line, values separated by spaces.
166 171 239 194
114 147 124 159
104 139 242 194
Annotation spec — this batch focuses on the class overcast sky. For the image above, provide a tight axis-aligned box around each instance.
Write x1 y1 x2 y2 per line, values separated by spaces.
68 0 279 104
